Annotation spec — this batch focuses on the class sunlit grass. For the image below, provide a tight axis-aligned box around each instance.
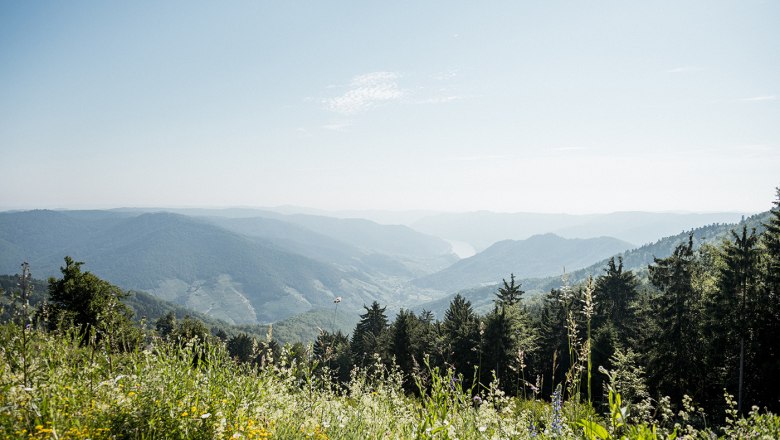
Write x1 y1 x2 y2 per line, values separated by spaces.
1 323 777 439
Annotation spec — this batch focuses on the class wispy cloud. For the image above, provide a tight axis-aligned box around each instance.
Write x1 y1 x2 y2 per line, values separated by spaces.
666 66 703 74
552 146 588 152
445 154 510 162
321 122 352 132
414 95 463 104
734 143 777 152
323 72 404 114
431 70 458 81
739 95 777 102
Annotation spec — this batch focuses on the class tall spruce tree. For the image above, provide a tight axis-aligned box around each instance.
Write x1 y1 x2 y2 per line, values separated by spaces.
755 187 780 410
534 287 573 399
594 256 639 338
350 301 389 368
482 275 536 394
591 257 640 402
714 225 760 412
442 294 480 388
496 273 524 307
647 236 705 402
313 330 352 384
389 309 420 391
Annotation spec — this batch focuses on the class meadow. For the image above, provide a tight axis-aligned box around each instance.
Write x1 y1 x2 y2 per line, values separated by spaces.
1 322 778 440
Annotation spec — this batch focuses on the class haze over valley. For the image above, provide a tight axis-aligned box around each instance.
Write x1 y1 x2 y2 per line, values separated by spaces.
0 206 762 327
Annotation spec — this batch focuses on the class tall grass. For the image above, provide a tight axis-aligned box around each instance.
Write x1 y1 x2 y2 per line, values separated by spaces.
1 324 777 439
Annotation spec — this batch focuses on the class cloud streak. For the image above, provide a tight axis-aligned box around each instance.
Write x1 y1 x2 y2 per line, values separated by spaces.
739 95 777 102
666 66 703 74
445 154 510 162
323 72 404 114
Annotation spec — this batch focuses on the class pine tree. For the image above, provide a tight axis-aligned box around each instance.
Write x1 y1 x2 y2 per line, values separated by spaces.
313 330 352 384
389 309 420 391
765 187 780 295
441 294 480 388
594 257 639 339
227 333 257 364
534 287 572 399
591 257 640 403
754 187 780 410
647 236 705 402
350 301 389 368
496 273 524 307
47 256 140 351
482 275 536 394
714 225 760 412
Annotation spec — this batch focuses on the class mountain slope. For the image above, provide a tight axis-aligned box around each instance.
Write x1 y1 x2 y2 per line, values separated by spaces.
418 211 772 318
0 210 398 324
113 207 458 274
205 216 420 278
413 234 633 293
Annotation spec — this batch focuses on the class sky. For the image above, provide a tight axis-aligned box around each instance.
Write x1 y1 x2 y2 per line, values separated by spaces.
1 1 779 214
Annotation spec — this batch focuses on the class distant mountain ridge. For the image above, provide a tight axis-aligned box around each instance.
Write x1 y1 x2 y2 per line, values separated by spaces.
411 211 749 251
0 210 454 324
417 211 772 318
412 233 633 293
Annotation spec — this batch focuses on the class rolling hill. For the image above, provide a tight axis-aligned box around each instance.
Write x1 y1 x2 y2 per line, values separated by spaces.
412 234 633 293
417 211 772 318
411 211 748 251
0 210 415 324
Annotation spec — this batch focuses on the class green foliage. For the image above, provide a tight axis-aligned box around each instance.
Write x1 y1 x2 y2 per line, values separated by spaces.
441 294 479 390
496 273 524 307
647 237 706 402
350 301 389 369
47 257 141 351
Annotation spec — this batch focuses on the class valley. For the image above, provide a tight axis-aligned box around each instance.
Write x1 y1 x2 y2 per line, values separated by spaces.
0 206 763 328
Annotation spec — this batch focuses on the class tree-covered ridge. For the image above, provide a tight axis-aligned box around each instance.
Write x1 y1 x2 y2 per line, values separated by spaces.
413 234 634 292
419 210 773 317
0 210 446 324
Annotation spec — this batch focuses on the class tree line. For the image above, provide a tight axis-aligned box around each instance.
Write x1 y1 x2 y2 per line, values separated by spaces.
312 189 780 418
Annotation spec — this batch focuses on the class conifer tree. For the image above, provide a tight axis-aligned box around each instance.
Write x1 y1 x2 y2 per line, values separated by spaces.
647 236 705 402
350 301 389 368
483 275 536 394
389 309 420 391
591 257 640 402
227 333 257 364
441 294 480 388
47 256 140 351
314 330 352 384
754 187 780 409
594 256 639 339
714 225 760 412
534 287 572 398
496 273 524 307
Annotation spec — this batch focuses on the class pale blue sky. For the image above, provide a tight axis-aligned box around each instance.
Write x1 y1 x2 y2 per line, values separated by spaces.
1 1 779 213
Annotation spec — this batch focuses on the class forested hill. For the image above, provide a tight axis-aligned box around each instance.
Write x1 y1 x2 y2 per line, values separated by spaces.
533 210 772 291
116 207 457 274
0 210 404 324
205 215 454 277
419 211 772 317
412 234 633 293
